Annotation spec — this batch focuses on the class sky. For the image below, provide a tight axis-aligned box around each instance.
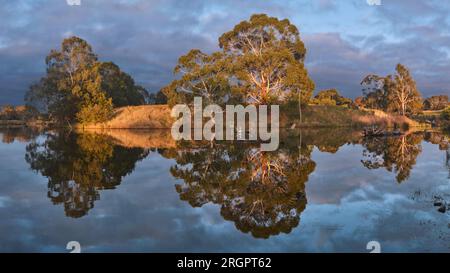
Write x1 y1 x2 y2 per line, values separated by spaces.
1 0 450 105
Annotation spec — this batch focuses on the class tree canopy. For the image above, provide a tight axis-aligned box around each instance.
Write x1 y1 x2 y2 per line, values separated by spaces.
25 36 148 124
163 14 315 106
219 14 314 104
164 50 231 106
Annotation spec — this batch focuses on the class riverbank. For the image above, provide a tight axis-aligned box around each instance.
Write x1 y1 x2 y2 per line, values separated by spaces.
0 104 430 130
76 104 427 130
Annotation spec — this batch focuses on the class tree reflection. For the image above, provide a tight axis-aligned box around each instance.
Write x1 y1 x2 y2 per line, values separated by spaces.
361 133 423 183
0 127 43 144
161 139 316 238
25 132 148 218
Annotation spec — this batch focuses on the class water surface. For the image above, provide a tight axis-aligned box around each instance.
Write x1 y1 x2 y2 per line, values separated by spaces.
0 127 448 252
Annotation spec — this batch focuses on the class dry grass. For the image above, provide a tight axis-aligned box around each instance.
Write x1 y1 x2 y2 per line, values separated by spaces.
79 104 427 131
353 108 422 129
80 105 174 129
281 105 425 129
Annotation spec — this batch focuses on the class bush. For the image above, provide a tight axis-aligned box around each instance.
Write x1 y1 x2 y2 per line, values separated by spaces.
76 97 113 125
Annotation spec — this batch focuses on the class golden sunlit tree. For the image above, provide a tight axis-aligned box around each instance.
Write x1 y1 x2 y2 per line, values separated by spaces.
361 64 422 116
163 14 315 107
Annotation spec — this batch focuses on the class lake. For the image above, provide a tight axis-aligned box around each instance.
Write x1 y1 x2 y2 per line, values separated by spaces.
0 127 448 252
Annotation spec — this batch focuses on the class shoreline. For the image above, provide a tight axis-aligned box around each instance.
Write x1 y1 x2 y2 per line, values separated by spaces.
0 104 434 130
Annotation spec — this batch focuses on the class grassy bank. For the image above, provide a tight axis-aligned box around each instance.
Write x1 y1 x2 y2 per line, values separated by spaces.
78 105 173 129
282 104 424 129
78 104 427 130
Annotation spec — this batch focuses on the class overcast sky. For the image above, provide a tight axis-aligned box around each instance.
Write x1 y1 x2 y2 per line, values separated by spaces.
1 0 450 105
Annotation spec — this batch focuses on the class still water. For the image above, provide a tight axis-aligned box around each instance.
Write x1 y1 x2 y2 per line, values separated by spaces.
0 127 448 252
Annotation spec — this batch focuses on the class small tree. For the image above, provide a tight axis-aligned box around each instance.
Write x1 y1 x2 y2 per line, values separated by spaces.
423 95 448 110
390 64 422 116
361 64 422 116
361 74 393 110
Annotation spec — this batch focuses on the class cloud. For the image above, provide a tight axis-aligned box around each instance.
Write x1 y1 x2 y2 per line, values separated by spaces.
0 0 449 105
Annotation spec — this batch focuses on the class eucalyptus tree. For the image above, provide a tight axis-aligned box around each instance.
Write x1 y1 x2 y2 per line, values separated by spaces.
218 14 315 104
391 64 422 115
361 64 422 115
26 36 147 125
164 14 315 107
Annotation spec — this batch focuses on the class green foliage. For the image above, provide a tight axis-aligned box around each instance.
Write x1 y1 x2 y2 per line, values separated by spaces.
25 36 147 125
70 63 114 124
165 50 232 106
312 89 353 107
361 74 393 110
95 62 149 107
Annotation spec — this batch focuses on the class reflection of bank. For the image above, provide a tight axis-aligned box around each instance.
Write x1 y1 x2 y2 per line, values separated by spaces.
0 127 43 144
25 132 148 218
161 139 316 239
